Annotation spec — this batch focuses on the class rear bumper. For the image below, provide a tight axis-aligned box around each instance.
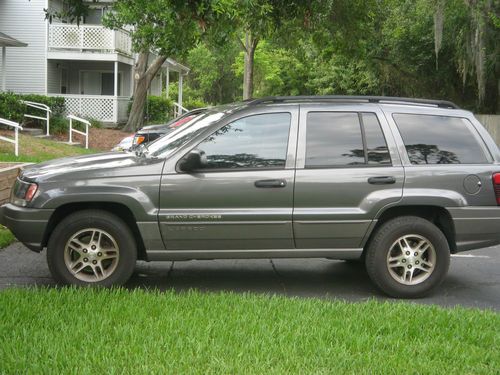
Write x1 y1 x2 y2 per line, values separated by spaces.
0 203 54 252
448 207 500 252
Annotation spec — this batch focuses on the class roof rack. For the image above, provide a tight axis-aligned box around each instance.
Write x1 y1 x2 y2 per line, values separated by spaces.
247 95 460 109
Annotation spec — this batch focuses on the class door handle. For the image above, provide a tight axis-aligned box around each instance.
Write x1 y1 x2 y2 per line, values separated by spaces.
368 176 396 185
254 179 287 188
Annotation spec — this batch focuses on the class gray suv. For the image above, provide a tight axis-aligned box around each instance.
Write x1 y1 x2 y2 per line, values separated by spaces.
2 96 500 298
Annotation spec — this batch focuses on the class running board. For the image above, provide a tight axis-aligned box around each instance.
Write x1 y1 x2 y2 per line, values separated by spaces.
146 248 363 261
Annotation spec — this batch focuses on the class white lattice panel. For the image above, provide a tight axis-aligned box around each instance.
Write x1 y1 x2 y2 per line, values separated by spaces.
52 95 117 122
49 25 132 56
63 97 82 116
49 25 81 49
81 97 115 122
82 27 114 51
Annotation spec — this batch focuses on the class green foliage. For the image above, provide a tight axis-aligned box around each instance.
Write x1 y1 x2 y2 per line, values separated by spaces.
1 288 500 373
0 93 67 130
128 96 173 124
21 94 65 117
166 83 210 110
146 96 173 124
103 1 210 57
49 116 69 135
0 227 15 249
88 118 103 129
0 92 25 123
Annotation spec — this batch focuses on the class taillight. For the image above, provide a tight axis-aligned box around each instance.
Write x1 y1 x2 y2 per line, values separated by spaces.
493 173 500 205
25 183 38 202
134 135 146 145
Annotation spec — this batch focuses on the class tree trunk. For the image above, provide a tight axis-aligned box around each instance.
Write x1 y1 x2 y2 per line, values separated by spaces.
124 52 167 132
242 30 258 100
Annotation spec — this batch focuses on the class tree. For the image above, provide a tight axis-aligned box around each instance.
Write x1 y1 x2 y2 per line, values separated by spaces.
104 0 214 131
213 0 307 99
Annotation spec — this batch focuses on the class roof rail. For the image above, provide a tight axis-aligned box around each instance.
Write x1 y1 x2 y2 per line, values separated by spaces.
247 96 460 109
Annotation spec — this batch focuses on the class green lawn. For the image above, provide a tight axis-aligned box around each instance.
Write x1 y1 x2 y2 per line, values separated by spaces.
0 226 15 249
0 133 96 163
0 288 498 374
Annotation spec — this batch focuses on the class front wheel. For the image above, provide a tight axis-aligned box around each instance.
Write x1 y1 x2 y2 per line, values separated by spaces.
47 209 137 286
365 216 450 298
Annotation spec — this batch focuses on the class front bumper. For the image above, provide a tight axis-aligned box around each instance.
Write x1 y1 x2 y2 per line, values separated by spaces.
0 203 54 252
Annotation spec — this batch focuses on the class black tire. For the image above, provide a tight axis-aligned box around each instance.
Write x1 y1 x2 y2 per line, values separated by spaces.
47 209 137 286
365 216 450 298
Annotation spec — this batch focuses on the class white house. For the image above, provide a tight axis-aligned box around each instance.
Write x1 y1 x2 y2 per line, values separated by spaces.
0 0 189 124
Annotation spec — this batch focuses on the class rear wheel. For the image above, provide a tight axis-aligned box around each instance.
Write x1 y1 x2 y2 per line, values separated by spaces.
47 210 137 286
365 216 450 298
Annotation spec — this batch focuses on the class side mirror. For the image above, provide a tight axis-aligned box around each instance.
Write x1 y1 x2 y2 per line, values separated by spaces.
178 149 206 172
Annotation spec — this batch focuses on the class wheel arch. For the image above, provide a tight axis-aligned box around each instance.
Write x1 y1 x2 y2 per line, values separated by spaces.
362 205 456 255
42 202 148 261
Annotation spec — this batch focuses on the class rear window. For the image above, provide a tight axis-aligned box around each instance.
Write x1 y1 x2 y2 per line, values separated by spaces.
393 114 488 165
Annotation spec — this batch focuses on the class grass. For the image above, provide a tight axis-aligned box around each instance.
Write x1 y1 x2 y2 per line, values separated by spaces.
0 133 97 163
0 226 15 249
0 288 498 374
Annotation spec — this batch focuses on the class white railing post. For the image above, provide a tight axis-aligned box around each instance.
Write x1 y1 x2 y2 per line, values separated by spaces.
67 115 91 149
69 117 73 144
14 126 19 156
85 122 89 149
0 117 23 157
22 100 52 136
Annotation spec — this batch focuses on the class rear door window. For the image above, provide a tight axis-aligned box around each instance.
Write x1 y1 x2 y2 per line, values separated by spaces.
305 112 390 168
393 114 488 164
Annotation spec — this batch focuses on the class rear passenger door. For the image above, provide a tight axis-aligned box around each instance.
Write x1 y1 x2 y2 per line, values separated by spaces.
293 104 404 249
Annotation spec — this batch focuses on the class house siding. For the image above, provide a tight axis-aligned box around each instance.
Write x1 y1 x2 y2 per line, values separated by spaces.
0 0 47 94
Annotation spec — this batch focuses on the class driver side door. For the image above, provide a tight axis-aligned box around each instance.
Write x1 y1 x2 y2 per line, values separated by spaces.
158 107 298 253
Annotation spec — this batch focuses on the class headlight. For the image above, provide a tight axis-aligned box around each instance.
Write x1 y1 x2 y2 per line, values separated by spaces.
11 178 38 207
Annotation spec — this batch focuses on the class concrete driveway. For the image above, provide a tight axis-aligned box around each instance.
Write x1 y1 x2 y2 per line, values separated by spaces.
1 242 499 310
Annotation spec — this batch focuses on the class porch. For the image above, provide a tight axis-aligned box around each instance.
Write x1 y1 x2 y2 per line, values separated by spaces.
46 58 189 124
47 59 132 123
48 24 132 57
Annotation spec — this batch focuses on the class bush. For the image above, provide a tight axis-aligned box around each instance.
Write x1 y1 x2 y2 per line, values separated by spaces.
127 95 173 125
0 92 25 123
21 94 65 117
145 96 173 124
0 92 66 128
49 116 68 135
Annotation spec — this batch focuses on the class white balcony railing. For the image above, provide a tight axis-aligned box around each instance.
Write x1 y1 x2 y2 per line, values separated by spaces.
50 94 130 123
48 24 132 56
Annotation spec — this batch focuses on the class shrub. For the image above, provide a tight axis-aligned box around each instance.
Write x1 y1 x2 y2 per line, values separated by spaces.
184 97 210 110
0 92 25 123
49 116 68 135
127 95 173 125
145 96 173 124
21 94 65 117
0 92 66 128
88 117 103 129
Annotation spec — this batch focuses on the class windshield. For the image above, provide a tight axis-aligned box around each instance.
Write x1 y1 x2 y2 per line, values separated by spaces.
144 111 226 158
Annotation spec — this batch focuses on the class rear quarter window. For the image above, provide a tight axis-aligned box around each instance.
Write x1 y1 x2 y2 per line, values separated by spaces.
393 114 489 165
